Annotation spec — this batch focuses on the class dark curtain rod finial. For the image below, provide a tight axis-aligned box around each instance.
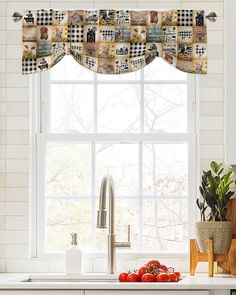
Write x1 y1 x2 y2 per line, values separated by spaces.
12 12 22 22
206 12 217 22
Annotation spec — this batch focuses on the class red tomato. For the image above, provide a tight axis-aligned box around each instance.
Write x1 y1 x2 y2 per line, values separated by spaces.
138 266 147 279
156 273 170 282
141 273 156 282
159 265 168 272
174 272 181 280
119 272 129 282
127 273 140 282
168 273 178 282
147 260 161 269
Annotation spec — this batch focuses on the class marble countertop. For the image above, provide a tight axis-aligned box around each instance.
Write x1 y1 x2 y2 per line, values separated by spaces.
0 274 235 290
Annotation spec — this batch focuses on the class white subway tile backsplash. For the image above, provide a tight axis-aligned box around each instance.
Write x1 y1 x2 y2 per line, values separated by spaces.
0 17 6 31
0 31 6 45
0 45 6 59
200 144 224 159
199 87 224 102
0 145 6 159
0 188 5 202
6 159 29 173
7 87 29 101
5 230 28 244
0 216 5 230
200 102 224 116
7 116 29 130
6 2 50 16
208 60 224 74
6 173 29 188
6 45 21 59
6 145 29 159
0 102 6 116
200 116 224 131
6 202 29 216
0 2 6 17
0 160 5 173
6 216 28 230
0 59 6 73
199 74 224 88
6 258 49 272
5 244 28 258
6 188 28 201
0 117 6 131
200 130 224 145
6 31 21 45
7 74 29 88
0 74 7 87
7 59 22 73
6 102 29 116
6 130 29 144
0 131 6 144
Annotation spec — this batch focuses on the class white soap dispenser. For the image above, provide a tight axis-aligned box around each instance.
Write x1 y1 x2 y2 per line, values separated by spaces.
65 233 82 275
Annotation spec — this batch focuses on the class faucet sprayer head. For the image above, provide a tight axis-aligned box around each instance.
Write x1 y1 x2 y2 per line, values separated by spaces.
96 209 107 228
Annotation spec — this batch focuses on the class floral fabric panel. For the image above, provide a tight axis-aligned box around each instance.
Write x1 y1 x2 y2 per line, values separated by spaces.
21 9 207 75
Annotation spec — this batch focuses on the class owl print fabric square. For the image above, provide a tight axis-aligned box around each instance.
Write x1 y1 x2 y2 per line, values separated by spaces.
21 9 207 75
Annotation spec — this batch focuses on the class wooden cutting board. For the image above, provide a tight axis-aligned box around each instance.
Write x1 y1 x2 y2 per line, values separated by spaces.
218 198 236 274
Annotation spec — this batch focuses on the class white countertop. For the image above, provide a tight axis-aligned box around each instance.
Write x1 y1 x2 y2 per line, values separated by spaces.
0 274 235 290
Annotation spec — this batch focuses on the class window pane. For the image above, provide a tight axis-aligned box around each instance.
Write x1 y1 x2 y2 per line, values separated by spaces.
50 56 94 80
144 84 187 133
50 85 94 133
96 199 140 250
143 199 188 252
46 199 92 251
46 143 91 197
144 58 187 81
96 143 139 196
143 144 188 196
97 84 140 133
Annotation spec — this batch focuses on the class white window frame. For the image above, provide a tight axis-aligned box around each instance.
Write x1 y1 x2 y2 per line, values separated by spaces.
30 63 197 259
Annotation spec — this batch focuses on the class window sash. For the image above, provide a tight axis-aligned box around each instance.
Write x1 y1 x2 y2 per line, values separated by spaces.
32 67 197 258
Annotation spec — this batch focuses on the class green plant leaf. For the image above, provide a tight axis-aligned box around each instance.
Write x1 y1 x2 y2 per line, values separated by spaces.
210 161 219 174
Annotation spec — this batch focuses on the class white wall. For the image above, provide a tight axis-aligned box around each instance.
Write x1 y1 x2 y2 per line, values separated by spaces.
0 0 224 272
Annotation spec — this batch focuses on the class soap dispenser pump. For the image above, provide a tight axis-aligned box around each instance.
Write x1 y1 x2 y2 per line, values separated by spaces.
65 233 82 275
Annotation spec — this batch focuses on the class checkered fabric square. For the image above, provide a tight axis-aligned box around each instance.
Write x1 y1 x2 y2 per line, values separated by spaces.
37 9 53 25
178 10 193 26
130 43 146 57
22 58 37 74
68 25 84 42
53 10 66 24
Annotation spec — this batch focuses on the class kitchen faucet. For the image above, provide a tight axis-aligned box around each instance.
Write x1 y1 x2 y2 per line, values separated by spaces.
97 176 131 274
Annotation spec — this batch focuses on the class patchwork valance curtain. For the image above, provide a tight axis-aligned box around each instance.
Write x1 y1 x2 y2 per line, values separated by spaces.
21 9 208 75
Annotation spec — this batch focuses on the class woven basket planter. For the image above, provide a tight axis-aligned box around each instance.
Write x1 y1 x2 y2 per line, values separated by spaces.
196 221 232 253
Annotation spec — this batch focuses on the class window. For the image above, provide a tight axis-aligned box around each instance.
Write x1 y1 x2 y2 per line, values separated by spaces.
34 56 196 256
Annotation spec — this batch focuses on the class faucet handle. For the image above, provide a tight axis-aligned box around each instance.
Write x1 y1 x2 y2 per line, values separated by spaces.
114 225 131 248
127 224 131 242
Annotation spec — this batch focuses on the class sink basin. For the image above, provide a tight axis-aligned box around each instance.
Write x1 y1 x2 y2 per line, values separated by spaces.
15 274 118 283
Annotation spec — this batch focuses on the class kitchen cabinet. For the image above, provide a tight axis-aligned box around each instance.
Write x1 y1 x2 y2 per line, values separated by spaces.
86 291 210 295
0 292 84 295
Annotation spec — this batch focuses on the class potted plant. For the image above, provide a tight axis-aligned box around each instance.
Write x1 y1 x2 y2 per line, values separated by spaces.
196 161 234 253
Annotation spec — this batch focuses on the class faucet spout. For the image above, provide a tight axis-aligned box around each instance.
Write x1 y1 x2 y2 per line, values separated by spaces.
96 176 130 274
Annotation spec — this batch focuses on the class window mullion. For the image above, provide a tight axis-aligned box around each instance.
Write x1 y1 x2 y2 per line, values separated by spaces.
91 141 96 249
140 69 144 133
94 73 98 133
139 142 143 251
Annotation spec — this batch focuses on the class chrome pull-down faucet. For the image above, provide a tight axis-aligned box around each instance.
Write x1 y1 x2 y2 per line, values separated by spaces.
97 176 131 274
